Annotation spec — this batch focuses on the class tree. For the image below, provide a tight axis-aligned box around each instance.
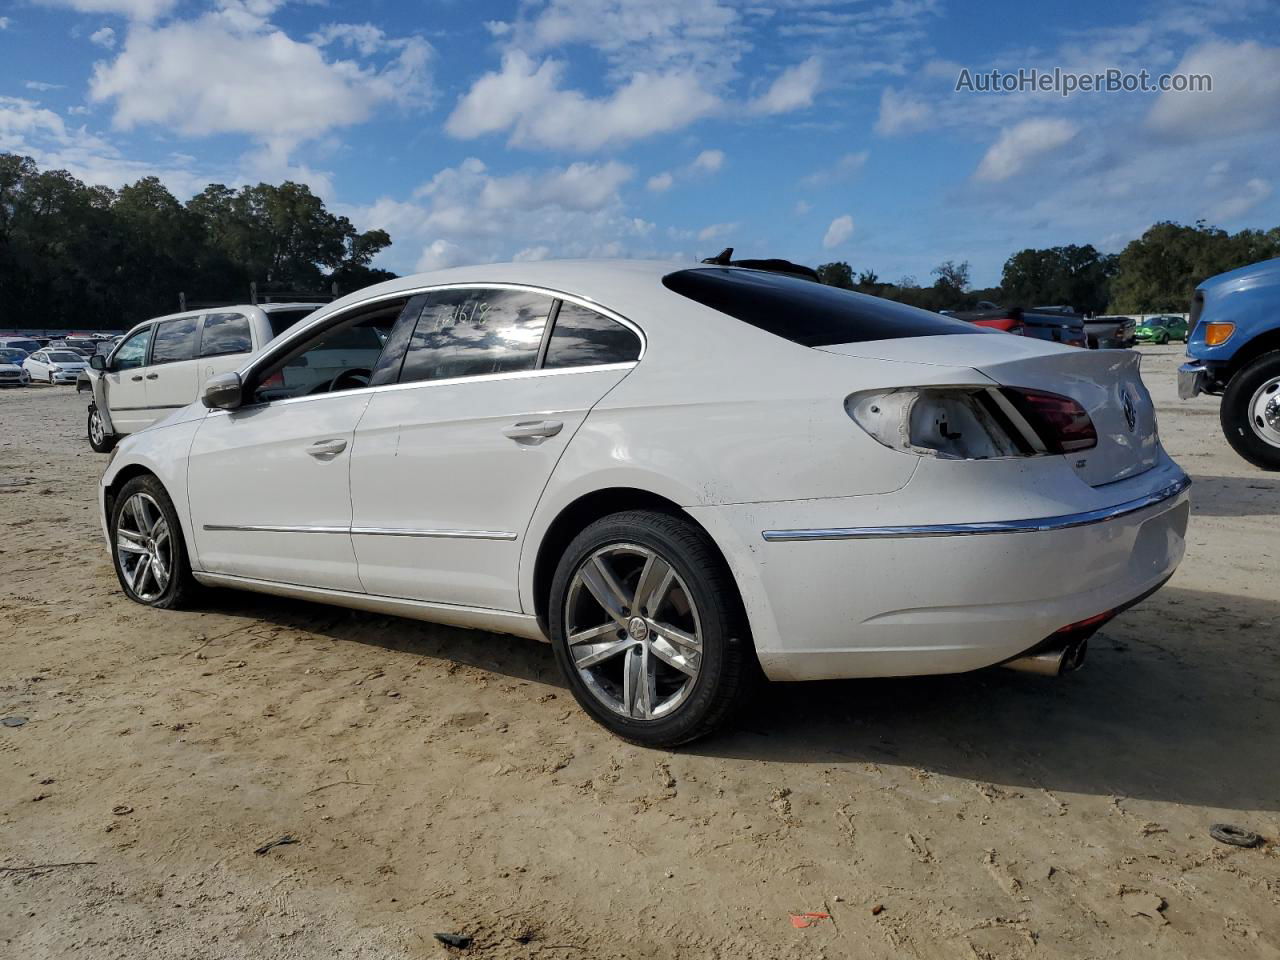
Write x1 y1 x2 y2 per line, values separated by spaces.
931 260 970 297
1001 244 1117 314
816 261 854 289
0 153 400 330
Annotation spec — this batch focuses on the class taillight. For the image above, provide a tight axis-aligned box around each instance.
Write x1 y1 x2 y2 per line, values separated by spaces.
847 386 1097 460
1001 387 1096 453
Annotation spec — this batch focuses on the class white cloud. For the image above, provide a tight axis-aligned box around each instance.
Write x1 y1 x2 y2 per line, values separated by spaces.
446 50 718 151
89 12 432 153
1210 177 1273 221
697 221 738 242
1147 40 1280 139
800 150 867 187
0 16 10 29
692 148 724 173
646 148 725 193
25 81 65 92
749 57 821 115
874 87 934 136
822 214 853 249
34 0 176 21
794 200 812 215
0 95 212 197
974 118 1077 182
647 172 674 193
342 157 664 275
89 26 117 48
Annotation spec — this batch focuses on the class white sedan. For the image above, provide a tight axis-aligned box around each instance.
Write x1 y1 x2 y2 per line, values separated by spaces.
99 260 1190 745
24 349 89 384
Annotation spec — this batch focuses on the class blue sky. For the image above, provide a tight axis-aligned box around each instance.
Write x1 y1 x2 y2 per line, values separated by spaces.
2 0 1279 286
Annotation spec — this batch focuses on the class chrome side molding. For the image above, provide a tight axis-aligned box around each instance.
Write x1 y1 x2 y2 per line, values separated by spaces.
202 523 517 541
762 474 1191 542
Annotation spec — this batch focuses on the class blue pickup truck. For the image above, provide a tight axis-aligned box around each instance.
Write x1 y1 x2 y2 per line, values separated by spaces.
1179 257 1280 470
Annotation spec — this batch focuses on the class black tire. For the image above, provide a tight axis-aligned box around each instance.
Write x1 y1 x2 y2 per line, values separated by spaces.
109 474 199 609
549 510 755 747
1220 350 1280 471
88 405 117 453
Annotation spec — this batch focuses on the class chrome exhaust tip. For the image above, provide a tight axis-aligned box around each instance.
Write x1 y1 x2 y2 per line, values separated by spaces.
1002 638 1088 677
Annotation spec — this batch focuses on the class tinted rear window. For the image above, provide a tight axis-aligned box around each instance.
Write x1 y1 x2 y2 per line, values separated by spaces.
267 308 319 339
662 268 981 347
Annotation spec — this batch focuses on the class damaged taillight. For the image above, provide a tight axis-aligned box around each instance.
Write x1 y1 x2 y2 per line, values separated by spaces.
1002 387 1097 453
847 386 1096 460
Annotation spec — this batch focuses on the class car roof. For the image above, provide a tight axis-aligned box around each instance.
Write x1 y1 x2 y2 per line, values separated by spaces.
307 260 725 335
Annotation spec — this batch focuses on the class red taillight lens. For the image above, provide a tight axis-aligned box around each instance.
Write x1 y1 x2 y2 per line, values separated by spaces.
1003 387 1097 453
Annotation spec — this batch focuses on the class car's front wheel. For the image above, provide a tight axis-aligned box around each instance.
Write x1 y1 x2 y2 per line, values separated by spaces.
109 475 197 608
88 405 117 453
1221 350 1280 470
549 510 755 747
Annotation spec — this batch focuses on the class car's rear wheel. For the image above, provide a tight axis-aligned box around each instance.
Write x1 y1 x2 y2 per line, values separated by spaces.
88 405 117 453
110 475 197 609
549 510 754 747
1221 350 1280 470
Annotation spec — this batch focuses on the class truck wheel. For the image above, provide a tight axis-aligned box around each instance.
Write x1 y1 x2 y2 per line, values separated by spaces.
88 405 117 453
1221 350 1280 470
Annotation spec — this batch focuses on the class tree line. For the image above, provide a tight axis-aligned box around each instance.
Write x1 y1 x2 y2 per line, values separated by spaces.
818 220 1280 316
0 153 395 331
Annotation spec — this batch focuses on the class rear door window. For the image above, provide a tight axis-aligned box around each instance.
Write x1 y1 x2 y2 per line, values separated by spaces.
267 307 320 339
199 313 253 357
543 302 641 368
398 288 554 385
662 268 981 346
151 317 201 364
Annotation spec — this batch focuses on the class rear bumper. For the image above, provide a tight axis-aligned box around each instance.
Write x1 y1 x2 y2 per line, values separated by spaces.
692 468 1190 681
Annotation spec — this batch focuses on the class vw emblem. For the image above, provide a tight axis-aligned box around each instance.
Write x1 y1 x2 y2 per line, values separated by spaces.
1121 389 1137 432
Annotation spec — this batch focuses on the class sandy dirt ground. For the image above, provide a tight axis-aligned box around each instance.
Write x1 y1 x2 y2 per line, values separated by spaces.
1 345 1277 960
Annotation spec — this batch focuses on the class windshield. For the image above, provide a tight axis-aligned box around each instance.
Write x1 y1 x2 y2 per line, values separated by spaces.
0 349 25 362
662 268 981 347
48 351 83 362
3 339 40 353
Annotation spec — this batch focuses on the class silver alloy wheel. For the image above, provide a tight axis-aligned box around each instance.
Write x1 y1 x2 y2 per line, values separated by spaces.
89 408 105 446
115 492 172 602
565 543 703 721
1249 375 1280 448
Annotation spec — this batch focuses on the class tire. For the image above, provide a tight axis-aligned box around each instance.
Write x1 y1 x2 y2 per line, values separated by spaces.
109 474 198 609
549 510 755 747
1220 350 1280 471
88 405 117 453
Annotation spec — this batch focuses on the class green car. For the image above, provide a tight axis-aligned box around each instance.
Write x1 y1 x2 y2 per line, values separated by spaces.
1134 314 1189 344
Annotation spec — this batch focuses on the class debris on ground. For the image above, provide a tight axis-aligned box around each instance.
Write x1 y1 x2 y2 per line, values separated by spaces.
871 904 884 916
433 932 473 948
789 912 832 929
1210 823 1263 848
2 716 29 727
254 835 299 855
111 804 133 816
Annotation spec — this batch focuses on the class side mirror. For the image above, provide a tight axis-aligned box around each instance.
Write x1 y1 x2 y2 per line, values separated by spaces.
89 354 107 371
202 372 243 410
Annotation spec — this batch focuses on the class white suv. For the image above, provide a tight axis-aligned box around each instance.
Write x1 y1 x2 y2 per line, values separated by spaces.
86 303 318 452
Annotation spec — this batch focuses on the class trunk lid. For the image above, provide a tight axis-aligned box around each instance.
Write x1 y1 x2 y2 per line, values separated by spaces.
819 335 1160 486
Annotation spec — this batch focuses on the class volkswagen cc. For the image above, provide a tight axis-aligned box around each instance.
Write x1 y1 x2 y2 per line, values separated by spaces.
99 261 1190 746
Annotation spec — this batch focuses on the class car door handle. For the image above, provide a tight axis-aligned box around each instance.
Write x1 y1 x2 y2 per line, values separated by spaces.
131 375 144 382
145 373 159 380
307 439 348 458
502 419 564 440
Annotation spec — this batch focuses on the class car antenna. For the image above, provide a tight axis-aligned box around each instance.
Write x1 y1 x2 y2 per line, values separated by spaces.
702 247 734 265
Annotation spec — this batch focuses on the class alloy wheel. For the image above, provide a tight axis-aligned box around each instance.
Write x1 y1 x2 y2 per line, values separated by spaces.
564 543 702 721
1249 375 1280 448
115 492 172 602
89 409 105 446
